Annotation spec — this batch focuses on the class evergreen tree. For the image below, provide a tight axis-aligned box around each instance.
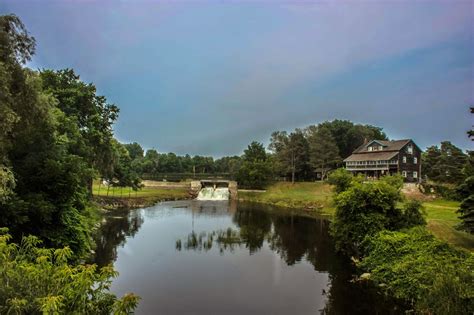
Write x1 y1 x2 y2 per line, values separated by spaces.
269 129 309 183
307 125 341 180
237 142 271 189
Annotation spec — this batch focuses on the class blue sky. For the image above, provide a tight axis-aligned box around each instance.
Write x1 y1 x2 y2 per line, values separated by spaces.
1 0 473 156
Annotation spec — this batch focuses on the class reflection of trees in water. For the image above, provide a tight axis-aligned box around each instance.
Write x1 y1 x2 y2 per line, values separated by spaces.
176 228 243 253
175 203 403 313
92 209 144 267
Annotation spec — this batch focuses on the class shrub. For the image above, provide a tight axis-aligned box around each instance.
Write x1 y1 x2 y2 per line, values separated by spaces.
327 168 353 194
330 178 402 256
330 175 425 257
0 229 139 314
360 228 474 314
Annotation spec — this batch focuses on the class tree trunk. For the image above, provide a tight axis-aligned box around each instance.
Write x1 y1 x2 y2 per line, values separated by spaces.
87 177 93 198
106 185 110 197
291 153 296 184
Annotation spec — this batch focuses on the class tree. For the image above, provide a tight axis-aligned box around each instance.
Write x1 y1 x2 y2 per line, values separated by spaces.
307 125 341 180
468 107 473 140
422 141 467 184
0 14 35 205
236 142 271 189
458 108 474 233
317 120 387 159
124 142 144 160
330 175 424 256
40 68 119 195
327 168 353 194
269 129 309 183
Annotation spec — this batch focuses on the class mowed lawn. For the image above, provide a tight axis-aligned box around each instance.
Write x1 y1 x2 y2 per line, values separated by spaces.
239 182 335 215
92 182 188 200
422 199 474 251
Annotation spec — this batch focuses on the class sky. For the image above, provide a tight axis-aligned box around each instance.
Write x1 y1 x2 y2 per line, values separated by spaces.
1 0 473 156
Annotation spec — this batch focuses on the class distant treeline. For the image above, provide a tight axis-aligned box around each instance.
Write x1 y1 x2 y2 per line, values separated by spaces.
122 120 388 185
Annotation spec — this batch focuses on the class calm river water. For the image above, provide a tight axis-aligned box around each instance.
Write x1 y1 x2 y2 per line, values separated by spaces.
93 200 400 314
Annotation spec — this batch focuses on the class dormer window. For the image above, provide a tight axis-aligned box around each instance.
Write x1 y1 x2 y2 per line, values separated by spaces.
379 146 383 151
368 147 373 152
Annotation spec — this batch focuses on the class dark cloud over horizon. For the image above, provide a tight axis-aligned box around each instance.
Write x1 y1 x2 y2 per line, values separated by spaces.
2 0 473 156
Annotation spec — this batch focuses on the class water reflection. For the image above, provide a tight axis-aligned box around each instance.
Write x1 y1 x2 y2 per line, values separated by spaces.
93 200 403 314
92 208 144 267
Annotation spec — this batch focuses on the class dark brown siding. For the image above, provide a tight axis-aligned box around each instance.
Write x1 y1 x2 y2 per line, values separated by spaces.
398 141 422 182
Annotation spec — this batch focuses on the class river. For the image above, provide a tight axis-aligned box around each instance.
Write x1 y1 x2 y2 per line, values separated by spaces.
92 200 400 314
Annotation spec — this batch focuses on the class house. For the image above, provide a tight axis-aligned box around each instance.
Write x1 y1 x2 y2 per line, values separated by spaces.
343 139 422 182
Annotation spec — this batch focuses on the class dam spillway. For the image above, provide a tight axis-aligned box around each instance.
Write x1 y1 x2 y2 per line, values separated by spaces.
190 180 238 200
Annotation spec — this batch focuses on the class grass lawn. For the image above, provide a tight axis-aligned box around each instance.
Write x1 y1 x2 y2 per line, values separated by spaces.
239 182 335 216
92 183 188 200
240 181 474 251
422 199 474 251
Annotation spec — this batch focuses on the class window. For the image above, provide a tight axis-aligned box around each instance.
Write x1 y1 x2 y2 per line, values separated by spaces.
379 146 383 151
414 157 417 164
413 171 418 178
368 146 373 152
403 156 407 163
402 171 407 178
407 145 413 154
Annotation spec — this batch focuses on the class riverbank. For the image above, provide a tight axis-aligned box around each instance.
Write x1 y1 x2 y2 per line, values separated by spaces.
239 181 474 251
92 182 189 210
238 182 335 216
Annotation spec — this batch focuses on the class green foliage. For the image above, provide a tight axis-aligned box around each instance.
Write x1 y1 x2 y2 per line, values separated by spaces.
399 199 426 228
0 230 139 314
422 141 468 185
0 14 126 257
0 166 15 204
236 142 272 189
458 176 474 233
330 175 425 256
317 119 388 159
330 178 402 256
359 228 474 314
422 182 461 200
123 142 144 160
268 129 310 183
306 125 341 180
327 168 353 194
457 152 474 233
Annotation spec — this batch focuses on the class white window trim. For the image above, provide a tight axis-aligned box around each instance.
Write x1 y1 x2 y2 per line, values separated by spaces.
413 171 418 178
402 171 407 177
414 157 417 164
402 156 407 163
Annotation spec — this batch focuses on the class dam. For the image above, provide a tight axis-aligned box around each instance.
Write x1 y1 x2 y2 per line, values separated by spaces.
190 180 238 200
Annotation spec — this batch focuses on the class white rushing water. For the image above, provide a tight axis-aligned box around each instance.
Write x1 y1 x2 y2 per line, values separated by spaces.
196 187 230 201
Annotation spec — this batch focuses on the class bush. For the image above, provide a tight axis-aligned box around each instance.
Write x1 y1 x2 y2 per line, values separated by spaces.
330 175 425 257
360 228 474 314
0 229 139 314
330 178 402 256
327 168 353 194
421 182 461 200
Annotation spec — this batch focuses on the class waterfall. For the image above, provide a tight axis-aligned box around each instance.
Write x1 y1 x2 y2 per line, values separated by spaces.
196 187 230 201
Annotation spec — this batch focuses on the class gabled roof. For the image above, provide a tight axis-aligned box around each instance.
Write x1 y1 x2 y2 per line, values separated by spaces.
353 139 412 153
344 151 398 162
344 139 419 162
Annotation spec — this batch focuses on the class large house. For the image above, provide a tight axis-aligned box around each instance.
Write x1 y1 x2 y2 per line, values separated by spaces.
344 139 422 182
